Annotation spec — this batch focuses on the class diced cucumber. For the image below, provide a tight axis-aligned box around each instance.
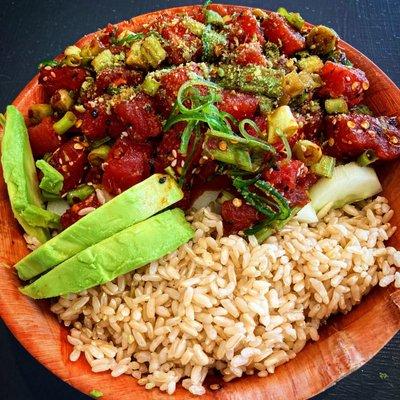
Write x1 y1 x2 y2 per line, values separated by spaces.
310 162 382 212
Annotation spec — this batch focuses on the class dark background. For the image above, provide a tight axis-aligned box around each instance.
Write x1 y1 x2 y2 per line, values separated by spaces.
0 1 399 399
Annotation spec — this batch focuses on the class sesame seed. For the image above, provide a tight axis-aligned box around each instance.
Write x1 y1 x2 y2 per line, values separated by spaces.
75 119 82 128
218 141 227 151
232 198 242 208
73 143 83 150
360 121 370 129
347 120 356 129
171 159 177 168
351 81 360 90
328 138 335 146
362 81 370 90
210 384 221 390
172 149 178 158
390 136 399 144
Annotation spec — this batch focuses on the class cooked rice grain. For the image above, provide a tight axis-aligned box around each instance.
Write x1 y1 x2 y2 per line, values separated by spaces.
52 196 399 395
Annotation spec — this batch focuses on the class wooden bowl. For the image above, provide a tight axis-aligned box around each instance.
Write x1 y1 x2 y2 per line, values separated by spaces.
0 5 399 399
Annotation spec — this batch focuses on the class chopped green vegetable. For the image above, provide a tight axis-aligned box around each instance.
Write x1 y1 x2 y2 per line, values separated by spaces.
216 64 284 98
35 159 64 195
277 7 305 30
91 49 114 73
293 140 322 165
205 9 224 26
325 98 349 114
357 149 378 166
233 176 290 222
126 41 147 68
310 162 382 212
306 25 338 55
258 96 273 116
182 16 205 36
264 42 281 62
141 74 161 96
248 208 299 243
28 104 53 124
88 145 111 166
310 155 336 178
298 55 324 73
202 25 227 61
38 60 59 69
275 128 292 161
53 111 77 135
141 35 167 68
89 389 103 399
66 184 95 205
351 104 373 116
326 49 353 67
112 31 144 46
51 89 74 112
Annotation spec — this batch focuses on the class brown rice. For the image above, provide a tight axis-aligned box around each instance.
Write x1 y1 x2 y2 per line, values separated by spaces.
51 196 400 395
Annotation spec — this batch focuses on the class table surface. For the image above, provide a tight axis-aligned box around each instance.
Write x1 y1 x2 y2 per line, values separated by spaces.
0 1 399 399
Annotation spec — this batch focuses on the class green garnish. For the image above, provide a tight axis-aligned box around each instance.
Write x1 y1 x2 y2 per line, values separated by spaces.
35 160 64 195
277 7 305 30
357 149 378 166
275 128 292 161
232 176 291 227
112 32 144 46
38 59 59 69
66 184 95 205
310 155 336 178
53 111 77 135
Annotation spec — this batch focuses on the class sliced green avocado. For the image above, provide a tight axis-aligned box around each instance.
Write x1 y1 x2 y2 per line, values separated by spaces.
20 208 193 299
1 105 50 243
16 173 183 281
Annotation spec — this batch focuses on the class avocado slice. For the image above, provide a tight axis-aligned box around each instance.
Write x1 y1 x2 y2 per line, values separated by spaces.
1 105 51 243
20 208 193 299
16 173 183 281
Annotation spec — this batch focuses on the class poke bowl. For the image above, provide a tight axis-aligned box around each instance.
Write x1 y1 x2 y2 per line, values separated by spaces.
0 4 399 400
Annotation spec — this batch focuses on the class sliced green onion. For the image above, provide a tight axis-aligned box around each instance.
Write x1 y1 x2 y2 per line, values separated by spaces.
38 60 59 69
277 7 305 30
351 104 373 116
164 166 177 179
325 98 348 114
112 32 144 46
293 140 322 166
310 155 336 178
66 184 95 205
178 125 202 186
207 145 254 172
88 145 111 166
29 104 53 124
176 78 221 114
275 128 292 160
53 111 77 135
239 119 276 153
90 136 111 149
179 120 197 155
246 207 300 242
357 149 378 166
232 176 290 221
